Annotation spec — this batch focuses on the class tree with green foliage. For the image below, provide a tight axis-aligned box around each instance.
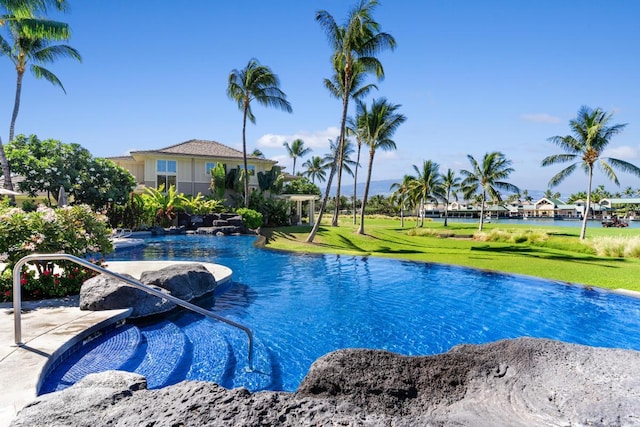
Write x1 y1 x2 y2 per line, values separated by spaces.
6 135 135 209
140 184 182 228
346 115 366 224
355 97 406 235
440 168 460 227
542 106 640 239
227 58 292 208
0 0 71 193
323 138 358 180
209 162 226 200
461 151 520 231
302 155 326 184
408 160 443 227
390 174 414 228
250 148 265 158
282 176 321 195
257 166 283 195
308 0 396 241
283 138 311 176
543 189 561 200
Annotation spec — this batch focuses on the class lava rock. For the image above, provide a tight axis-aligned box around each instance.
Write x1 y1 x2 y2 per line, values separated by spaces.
11 338 640 426
79 273 176 318
139 263 216 301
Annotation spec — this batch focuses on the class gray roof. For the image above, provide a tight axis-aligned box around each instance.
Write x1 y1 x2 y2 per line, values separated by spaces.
602 197 640 205
129 139 269 161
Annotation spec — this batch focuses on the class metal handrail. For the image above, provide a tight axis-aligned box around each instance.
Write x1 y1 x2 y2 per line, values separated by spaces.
13 253 254 369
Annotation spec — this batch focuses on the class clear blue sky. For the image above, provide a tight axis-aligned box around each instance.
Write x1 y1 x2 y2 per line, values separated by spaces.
1 0 639 197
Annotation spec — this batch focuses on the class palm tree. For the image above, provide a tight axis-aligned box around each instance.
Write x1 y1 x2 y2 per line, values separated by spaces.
250 148 265 158
2 22 81 144
323 138 358 179
440 168 460 227
0 0 71 193
283 138 311 176
302 156 326 184
408 160 443 227
356 98 406 235
227 58 292 207
521 189 533 203
460 151 520 231
541 106 640 239
307 0 396 242
390 174 414 228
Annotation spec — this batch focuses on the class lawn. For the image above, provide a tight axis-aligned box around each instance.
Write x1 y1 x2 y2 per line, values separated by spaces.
262 216 640 292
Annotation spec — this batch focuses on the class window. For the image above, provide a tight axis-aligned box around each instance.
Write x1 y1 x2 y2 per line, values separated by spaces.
157 159 177 189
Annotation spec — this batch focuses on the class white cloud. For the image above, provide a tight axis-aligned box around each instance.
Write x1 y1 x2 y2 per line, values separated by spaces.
257 127 340 150
520 113 561 124
603 145 639 160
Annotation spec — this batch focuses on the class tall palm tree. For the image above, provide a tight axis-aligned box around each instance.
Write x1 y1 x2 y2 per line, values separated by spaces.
356 98 406 235
460 151 520 231
389 174 414 228
323 138 358 179
307 0 395 242
227 58 292 207
440 168 460 227
250 148 265 158
302 156 326 184
325 61 377 226
2 22 81 144
408 160 443 227
283 138 311 176
0 0 70 193
541 106 640 239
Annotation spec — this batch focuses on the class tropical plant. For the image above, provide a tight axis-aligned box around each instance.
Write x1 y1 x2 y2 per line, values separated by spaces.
227 58 292 207
389 174 414 228
440 168 460 227
250 148 265 158
346 115 365 224
209 162 226 200
541 106 640 239
408 160 443 227
179 193 224 215
323 138 358 179
460 151 520 231
257 166 283 195
140 184 182 227
355 98 406 235
543 189 561 199
283 138 311 176
0 0 71 194
308 0 396 241
302 155 326 184
282 177 321 195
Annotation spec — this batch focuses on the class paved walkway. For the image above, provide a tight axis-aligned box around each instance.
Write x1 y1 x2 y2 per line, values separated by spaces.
0 261 232 426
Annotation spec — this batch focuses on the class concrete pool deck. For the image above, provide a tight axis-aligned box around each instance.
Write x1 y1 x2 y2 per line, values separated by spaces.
0 261 232 426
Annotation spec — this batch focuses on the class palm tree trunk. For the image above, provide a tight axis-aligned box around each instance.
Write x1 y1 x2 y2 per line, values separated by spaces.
478 192 486 231
0 136 14 192
580 168 594 240
9 71 24 144
306 159 338 242
241 104 250 208
292 157 296 176
331 90 349 227
444 201 449 227
357 150 374 235
400 200 404 228
352 141 361 225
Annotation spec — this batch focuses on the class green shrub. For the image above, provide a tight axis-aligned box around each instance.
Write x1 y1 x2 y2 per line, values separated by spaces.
236 208 263 229
0 204 112 302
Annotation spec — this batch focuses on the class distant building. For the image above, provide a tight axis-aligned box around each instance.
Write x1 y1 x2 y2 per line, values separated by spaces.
108 139 278 195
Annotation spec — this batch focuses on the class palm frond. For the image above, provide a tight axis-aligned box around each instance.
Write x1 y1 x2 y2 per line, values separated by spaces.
548 163 578 187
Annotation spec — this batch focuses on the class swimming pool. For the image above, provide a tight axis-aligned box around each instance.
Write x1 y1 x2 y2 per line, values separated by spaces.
41 235 640 394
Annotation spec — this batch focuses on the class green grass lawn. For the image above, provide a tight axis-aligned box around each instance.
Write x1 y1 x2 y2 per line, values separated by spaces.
262 216 640 292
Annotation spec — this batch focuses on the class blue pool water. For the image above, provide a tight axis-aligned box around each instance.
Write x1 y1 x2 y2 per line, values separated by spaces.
41 235 640 394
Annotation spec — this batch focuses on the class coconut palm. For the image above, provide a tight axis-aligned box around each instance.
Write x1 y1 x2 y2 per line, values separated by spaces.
303 156 326 184
324 61 378 226
460 151 520 231
250 148 265 159
356 98 406 235
323 138 358 179
0 0 71 193
440 168 460 227
227 58 292 207
307 0 396 242
408 160 443 227
2 23 81 144
283 138 311 176
389 174 414 228
541 106 640 239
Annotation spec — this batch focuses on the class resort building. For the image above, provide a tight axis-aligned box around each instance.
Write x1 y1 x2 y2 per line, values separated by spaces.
108 139 278 195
